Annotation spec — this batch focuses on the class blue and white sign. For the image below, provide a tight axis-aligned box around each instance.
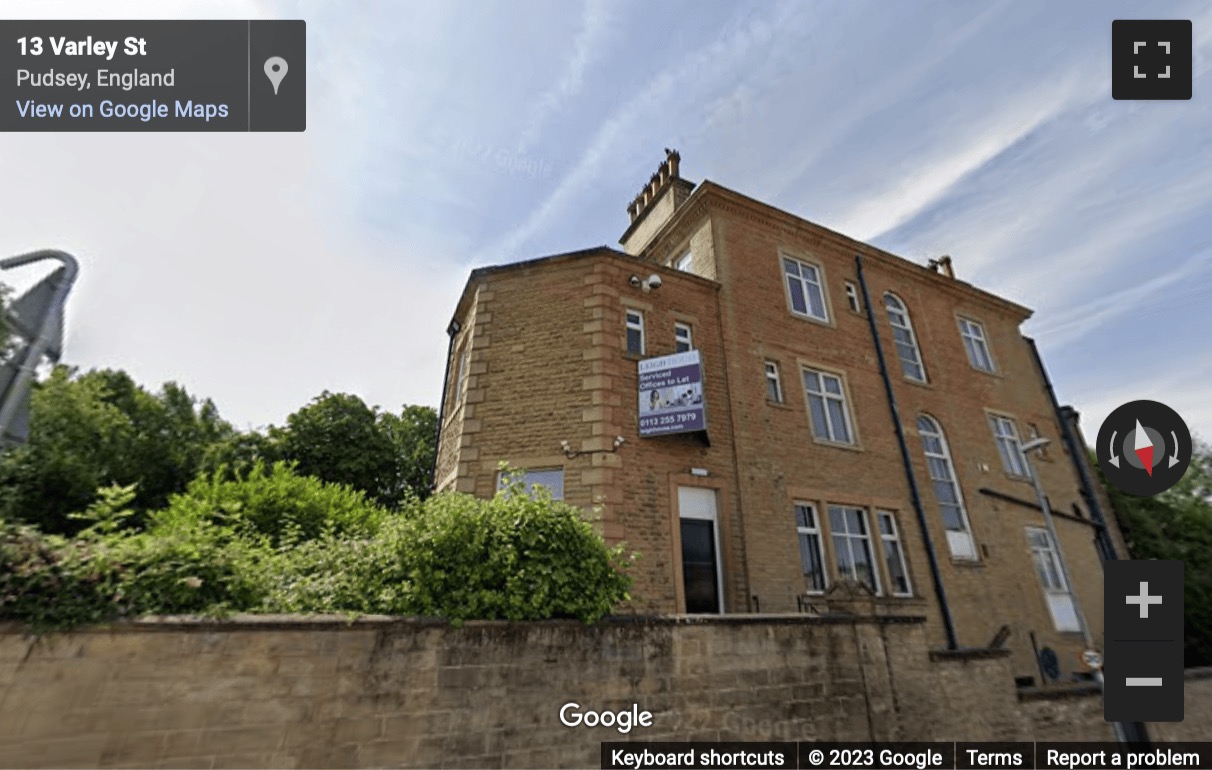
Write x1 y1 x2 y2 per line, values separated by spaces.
638 350 706 437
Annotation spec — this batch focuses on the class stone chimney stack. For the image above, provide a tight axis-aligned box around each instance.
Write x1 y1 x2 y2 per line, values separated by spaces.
620 149 696 254
928 255 956 279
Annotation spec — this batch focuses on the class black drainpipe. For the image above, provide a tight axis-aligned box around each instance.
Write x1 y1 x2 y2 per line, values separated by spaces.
1023 337 1119 562
1025 338 1150 745
855 254 959 650
430 319 462 494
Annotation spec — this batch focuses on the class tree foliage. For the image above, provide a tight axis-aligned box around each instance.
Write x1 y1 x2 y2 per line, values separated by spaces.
0 367 232 534
0 369 438 534
273 391 437 508
1096 439 1212 667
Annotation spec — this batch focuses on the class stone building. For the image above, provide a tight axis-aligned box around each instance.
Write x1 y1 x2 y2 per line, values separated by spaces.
434 151 1128 686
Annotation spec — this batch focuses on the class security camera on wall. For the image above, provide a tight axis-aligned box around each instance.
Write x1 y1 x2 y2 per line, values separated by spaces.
645 274 661 290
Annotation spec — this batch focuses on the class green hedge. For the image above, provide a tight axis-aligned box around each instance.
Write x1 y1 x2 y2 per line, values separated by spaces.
0 465 634 630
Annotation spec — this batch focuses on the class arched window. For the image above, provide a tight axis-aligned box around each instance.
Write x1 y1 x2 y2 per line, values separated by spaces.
917 415 976 560
884 293 926 382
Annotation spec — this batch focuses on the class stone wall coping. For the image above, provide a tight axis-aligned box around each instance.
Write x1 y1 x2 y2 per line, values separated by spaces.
1015 668 1212 702
1183 666 1212 681
928 647 1014 662
0 611 927 635
1016 682 1102 701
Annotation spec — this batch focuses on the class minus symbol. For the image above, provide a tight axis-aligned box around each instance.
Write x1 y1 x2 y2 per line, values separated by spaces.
1126 677 1163 687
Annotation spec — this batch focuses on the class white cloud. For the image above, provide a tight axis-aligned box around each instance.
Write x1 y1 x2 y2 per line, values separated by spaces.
1067 351 1212 448
516 0 616 151
480 0 811 264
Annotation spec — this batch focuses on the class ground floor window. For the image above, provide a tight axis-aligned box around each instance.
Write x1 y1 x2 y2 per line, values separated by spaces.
791 502 914 598
497 468 564 500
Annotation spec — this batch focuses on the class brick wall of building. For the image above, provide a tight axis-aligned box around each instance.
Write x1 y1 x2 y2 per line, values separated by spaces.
1 617 1207 769
435 173 1132 690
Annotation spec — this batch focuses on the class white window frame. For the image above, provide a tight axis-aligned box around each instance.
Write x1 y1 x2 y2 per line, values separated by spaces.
917 415 977 560
794 503 828 594
782 256 829 322
453 344 469 409
884 293 927 383
497 468 565 501
674 322 693 353
989 414 1030 478
958 317 995 373
673 251 693 272
1026 527 1080 632
764 361 783 403
828 505 881 596
625 309 645 355
844 281 861 313
802 367 855 445
877 511 913 597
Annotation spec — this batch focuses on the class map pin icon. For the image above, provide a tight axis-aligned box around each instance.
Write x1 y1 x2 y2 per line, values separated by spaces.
264 57 288 95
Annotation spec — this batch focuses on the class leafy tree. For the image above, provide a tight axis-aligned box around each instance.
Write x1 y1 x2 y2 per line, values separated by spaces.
1096 439 1212 667
0 366 233 534
380 404 438 501
275 392 437 508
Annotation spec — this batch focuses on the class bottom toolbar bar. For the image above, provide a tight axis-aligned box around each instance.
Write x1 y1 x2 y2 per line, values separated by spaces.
600 742 1212 770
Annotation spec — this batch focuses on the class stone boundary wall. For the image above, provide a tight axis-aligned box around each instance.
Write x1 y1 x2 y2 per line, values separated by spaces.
0 615 1208 769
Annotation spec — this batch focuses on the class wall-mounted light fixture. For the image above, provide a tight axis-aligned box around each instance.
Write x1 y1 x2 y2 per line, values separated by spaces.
628 274 663 293
561 436 625 459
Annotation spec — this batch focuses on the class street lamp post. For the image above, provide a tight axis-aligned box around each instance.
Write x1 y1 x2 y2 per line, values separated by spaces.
1020 437 1127 744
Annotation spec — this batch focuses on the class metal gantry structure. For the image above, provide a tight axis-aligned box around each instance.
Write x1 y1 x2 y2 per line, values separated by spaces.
0 250 80 448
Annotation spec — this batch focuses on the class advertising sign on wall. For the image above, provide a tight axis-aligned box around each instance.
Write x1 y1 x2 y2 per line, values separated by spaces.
638 350 706 437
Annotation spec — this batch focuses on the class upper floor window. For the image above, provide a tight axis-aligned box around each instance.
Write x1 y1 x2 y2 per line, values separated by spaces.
625 309 645 355
783 257 828 322
673 251 693 272
884 293 926 382
794 503 828 593
917 415 977 560
844 281 862 313
674 322 693 353
450 344 469 411
764 361 784 403
958 317 995 373
498 468 565 501
802 368 854 444
989 414 1030 478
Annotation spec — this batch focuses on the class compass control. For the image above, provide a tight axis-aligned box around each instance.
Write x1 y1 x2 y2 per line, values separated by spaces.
1097 400 1191 497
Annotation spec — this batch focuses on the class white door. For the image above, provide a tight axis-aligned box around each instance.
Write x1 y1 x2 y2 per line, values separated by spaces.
678 487 724 614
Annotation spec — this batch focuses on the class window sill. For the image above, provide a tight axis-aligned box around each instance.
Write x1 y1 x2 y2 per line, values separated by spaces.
788 310 835 329
950 557 985 568
622 352 644 361
767 399 794 411
901 376 932 389
967 364 1001 377
811 437 864 453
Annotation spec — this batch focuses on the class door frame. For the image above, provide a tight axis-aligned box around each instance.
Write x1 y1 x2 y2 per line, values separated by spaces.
673 484 725 614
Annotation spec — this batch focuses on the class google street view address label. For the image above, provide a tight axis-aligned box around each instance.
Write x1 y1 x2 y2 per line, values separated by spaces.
1 20 305 131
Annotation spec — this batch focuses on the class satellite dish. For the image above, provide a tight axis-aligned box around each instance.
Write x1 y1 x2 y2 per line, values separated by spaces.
1039 647 1060 682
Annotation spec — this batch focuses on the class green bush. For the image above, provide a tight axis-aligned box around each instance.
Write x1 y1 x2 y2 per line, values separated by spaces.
261 483 635 623
0 468 635 628
156 461 390 546
0 518 118 630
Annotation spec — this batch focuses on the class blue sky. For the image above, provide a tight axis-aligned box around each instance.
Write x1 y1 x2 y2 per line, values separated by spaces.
3 0 1210 447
